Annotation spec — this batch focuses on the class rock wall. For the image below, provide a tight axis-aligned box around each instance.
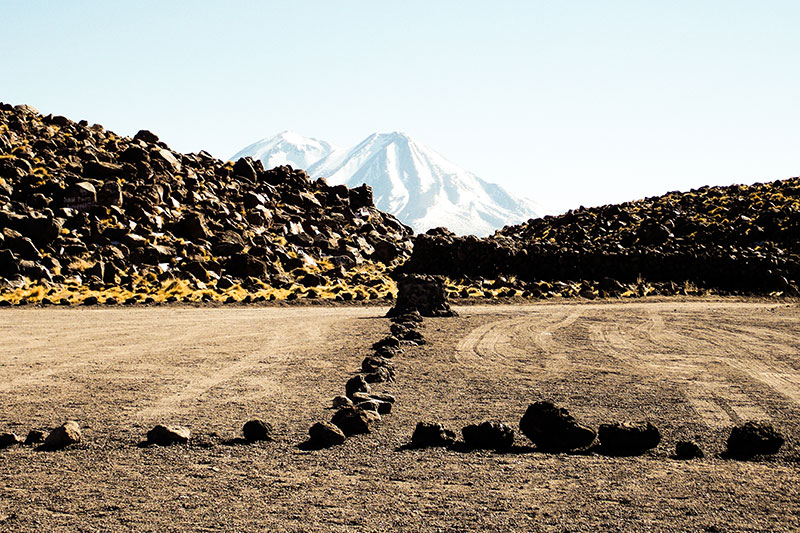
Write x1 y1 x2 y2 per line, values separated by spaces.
400 180 800 296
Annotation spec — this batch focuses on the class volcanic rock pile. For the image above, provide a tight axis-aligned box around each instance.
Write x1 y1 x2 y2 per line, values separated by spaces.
0 103 413 304
401 179 800 298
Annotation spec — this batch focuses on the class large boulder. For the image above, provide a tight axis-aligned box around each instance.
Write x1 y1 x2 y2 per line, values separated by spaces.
387 274 457 317
519 401 596 452
43 420 82 450
597 421 661 456
726 421 784 458
461 421 514 450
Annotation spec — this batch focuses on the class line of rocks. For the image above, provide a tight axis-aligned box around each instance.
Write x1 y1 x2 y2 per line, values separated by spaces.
0 421 77 451
304 309 425 449
0 418 278 451
408 401 786 460
1 405 785 460
302 275 452 448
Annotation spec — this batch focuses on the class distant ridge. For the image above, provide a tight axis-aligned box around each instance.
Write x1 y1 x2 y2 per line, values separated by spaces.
231 131 336 172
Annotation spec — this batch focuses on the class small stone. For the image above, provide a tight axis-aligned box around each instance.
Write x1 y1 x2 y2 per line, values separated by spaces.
726 421 784 458
242 419 273 442
0 432 23 449
372 336 401 350
43 420 82 450
331 407 380 436
361 356 394 374
134 129 160 143
675 440 704 460
411 421 456 448
331 395 353 409
350 392 373 403
375 401 393 415
308 421 346 448
390 309 423 324
365 367 393 383
369 392 396 404
146 425 190 446
356 400 381 412
24 430 45 445
345 375 371 398
598 421 661 456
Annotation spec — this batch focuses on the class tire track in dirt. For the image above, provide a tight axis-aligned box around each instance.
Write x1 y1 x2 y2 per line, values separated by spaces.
585 310 748 428
456 303 797 430
560 306 786 428
455 310 581 373
693 325 800 407
534 311 581 372
135 315 333 419
640 309 775 426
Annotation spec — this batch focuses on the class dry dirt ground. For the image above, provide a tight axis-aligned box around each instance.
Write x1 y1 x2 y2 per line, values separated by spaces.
1 299 799 532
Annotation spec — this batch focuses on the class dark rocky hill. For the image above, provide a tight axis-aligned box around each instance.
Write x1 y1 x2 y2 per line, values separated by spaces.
2 102 797 305
0 103 412 305
401 178 800 298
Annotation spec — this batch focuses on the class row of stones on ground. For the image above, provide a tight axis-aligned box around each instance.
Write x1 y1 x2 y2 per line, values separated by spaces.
0 419 276 451
410 402 786 460
0 277 444 452
1 409 783 462
302 276 455 448
304 306 429 449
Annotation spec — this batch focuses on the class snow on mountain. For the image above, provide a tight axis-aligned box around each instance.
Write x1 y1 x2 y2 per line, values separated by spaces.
230 131 336 171
233 131 543 236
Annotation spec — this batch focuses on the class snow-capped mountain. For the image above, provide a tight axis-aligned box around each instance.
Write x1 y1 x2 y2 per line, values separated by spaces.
230 131 336 171
232 131 543 236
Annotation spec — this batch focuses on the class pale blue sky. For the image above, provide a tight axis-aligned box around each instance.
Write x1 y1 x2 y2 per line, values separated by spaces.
3 1 799 211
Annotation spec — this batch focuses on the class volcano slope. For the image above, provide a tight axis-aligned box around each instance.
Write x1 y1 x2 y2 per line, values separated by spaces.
1 299 799 532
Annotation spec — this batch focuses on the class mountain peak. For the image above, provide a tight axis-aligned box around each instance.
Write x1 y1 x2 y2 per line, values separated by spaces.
230 131 336 170
234 131 544 236
275 130 322 145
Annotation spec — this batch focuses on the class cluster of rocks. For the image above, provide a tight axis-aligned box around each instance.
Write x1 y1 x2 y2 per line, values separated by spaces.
408 401 787 460
0 103 413 304
0 421 79 450
410 420 515 450
400 178 800 298
304 279 434 449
